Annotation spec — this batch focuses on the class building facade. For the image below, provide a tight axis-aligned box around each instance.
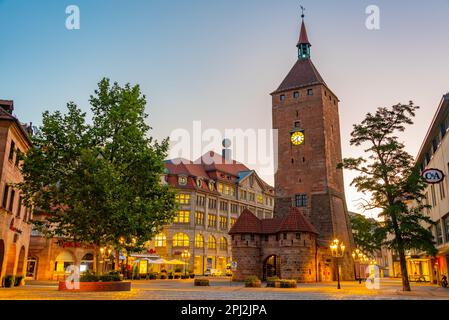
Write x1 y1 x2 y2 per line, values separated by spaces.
399 93 449 284
144 150 274 275
230 15 354 282
0 100 33 286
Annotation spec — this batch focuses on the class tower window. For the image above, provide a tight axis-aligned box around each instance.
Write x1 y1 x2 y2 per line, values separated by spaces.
293 91 300 98
295 194 308 207
307 89 313 96
280 94 285 101
294 121 301 128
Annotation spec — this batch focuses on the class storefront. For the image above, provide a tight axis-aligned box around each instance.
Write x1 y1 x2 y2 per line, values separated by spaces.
406 256 432 282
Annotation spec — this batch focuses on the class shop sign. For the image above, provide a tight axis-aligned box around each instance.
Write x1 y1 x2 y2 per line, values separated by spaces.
422 168 445 184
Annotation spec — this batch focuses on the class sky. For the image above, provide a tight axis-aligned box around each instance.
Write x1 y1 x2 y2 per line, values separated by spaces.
1 0 449 218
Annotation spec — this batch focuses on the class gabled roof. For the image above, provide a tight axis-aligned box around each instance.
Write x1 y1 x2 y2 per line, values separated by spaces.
195 151 250 177
271 58 326 95
229 207 318 235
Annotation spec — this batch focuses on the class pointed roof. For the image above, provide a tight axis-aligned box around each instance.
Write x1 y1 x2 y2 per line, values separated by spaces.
271 58 326 95
229 207 318 235
229 209 262 234
297 20 310 45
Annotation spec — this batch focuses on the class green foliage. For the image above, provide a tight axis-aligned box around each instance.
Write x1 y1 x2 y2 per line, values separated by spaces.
350 213 383 255
17 78 177 254
245 276 261 287
80 271 99 282
338 102 437 291
279 280 297 288
99 272 121 282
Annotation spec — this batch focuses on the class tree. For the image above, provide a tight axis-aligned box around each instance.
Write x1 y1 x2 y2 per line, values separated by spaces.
338 102 436 291
350 213 382 255
17 78 177 274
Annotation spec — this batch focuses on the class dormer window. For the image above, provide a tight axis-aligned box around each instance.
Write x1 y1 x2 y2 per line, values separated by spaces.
209 181 215 191
178 176 187 186
196 179 202 188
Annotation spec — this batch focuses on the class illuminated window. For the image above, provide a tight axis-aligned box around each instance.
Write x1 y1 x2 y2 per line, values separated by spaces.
208 214 217 228
196 179 202 188
195 234 204 248
257 194 263 204
218 183 224 193
219 237 228 250
209 181 215 191
174 210 190 223
154 233 166 247
173 233 189 247
225 185 230 195
195 212 205 225
207 235 216 249
219 216 228 229
176 193 190 204
230 218 236 226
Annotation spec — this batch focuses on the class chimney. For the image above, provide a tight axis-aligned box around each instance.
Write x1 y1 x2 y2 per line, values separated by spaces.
222 138 232 164
0 100 14 114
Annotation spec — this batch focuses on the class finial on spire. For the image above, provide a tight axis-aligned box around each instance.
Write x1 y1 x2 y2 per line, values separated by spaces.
300 5 305 19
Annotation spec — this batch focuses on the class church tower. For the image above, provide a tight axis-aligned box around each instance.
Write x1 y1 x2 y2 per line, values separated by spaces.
271 14 353 254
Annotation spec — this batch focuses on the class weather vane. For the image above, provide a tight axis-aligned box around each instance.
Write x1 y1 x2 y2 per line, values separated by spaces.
300 5 305 18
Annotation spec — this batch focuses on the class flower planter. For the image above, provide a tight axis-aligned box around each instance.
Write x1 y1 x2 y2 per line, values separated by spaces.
194 278 209 286
245 280 261 288
58 281 131 292
3 276 14 288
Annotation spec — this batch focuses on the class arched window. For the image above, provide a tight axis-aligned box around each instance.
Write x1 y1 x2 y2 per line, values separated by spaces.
207 235 216 250
195 234 204 248
80 253 94 273
219 237 227 250
154 233 167 247
173 233 189 247
54 250 75 273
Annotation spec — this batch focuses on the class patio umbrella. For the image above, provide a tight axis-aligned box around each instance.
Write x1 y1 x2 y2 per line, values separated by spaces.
147 258 168 264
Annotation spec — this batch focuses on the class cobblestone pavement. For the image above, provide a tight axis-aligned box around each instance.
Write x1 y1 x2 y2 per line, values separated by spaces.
1 278 449 300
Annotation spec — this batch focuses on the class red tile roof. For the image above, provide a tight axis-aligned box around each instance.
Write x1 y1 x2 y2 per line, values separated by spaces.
298 20 310 45
229 207 318 235
272 58 325 95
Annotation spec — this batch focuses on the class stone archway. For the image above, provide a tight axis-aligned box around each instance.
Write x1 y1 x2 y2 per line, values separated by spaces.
5 243 17 276
16 246 26 277
263 255 280 280
0 240 5 281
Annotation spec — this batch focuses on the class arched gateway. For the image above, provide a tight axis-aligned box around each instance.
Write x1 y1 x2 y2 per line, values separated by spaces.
263 255 280 280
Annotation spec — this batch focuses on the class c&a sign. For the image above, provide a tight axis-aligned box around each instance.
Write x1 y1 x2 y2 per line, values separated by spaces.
422 168 445 184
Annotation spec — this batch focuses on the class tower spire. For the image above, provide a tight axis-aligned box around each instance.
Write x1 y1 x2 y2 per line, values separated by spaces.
297 7 311 60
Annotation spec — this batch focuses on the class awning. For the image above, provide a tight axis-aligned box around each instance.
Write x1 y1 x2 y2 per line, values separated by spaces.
166 259 186 265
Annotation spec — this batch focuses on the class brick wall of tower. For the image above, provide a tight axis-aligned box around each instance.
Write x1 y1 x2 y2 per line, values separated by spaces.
230 236 262 281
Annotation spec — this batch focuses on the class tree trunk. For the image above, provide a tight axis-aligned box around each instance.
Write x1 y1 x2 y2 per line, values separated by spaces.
115 249 120 271
397 241 411 291
93 245 99 275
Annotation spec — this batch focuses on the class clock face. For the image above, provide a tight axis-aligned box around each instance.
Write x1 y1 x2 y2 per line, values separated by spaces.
290 131 305 146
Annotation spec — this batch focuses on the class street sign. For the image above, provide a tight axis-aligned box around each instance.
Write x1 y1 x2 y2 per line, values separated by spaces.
231 261 237 271
422 168 445 184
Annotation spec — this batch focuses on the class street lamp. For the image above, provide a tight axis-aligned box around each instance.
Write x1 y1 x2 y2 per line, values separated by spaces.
330 239 345 289
181 250 191 277
352 249 365 284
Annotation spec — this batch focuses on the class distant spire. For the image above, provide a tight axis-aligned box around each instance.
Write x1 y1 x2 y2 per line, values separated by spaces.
297 6 311 60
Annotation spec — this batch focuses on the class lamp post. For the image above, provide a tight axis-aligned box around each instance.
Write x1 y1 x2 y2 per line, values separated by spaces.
181 250 191 277
330 239 345 289
352 249 367 284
